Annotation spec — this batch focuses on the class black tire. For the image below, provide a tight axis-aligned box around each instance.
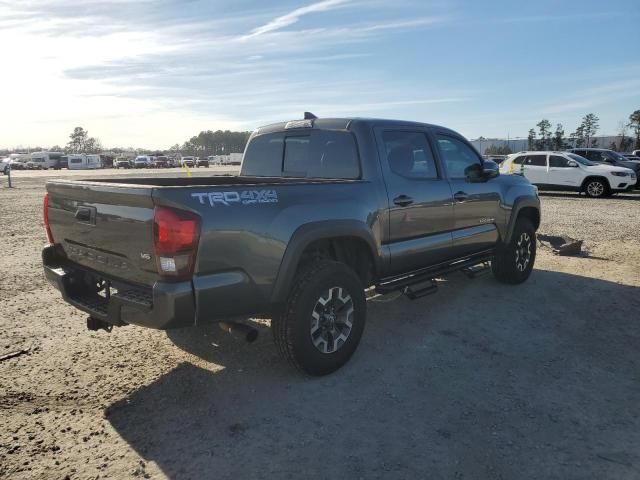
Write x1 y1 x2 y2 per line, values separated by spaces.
584 178 609 198
492 218 536 285
272 260 367 376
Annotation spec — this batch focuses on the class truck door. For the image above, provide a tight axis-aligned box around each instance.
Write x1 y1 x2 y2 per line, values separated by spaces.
374 127 454 275
433 132 501 257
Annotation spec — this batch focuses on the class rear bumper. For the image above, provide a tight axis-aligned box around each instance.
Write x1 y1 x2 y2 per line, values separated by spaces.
42 244 260 329
43 244 195 329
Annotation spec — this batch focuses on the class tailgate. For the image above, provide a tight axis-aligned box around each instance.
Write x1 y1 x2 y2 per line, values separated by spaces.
46 181 158 286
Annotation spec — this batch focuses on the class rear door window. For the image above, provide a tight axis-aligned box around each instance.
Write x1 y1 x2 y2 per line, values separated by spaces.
380 130 439 179
525 155 547 166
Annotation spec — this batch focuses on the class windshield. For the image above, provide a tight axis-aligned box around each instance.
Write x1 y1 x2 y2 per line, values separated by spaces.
607 151 629 162
567 153 595 166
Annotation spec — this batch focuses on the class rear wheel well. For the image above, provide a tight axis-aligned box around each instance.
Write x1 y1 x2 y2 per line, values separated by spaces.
298 237 375 287
517 207 540 231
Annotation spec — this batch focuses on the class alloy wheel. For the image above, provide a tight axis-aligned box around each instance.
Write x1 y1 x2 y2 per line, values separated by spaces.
515 232 532 272
310 286 354 354
587 181 604 197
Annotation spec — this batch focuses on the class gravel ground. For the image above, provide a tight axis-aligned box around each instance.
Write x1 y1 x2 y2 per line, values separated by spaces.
1 171 639 480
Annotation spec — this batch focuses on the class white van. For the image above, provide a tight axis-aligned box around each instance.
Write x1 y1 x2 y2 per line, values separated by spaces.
229 152 243 165
28 152 64 170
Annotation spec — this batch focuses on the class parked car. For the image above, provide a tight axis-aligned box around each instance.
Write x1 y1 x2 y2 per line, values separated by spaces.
1 157 10 175
196 157 209 168
133 156 151 168
114 157 131 169
6 154 29 170
502 151 636 197
151 156 171 168
569 148 640 178
42 115 541 375
181 156 195 168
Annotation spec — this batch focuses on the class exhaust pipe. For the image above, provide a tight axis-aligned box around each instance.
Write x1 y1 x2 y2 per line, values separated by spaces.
218 321 258 343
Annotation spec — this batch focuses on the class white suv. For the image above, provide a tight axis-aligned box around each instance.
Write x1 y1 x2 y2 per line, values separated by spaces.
501 151 636 198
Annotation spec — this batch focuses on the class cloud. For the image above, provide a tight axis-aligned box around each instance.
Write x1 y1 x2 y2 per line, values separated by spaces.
243 0 350 38
496 11 623 24
0 0 457 147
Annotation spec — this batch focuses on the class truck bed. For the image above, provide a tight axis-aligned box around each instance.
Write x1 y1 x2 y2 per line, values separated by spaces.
44 174 374 327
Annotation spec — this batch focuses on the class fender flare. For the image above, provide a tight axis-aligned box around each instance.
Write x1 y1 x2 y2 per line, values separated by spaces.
504 196 541 244
270 220 380 304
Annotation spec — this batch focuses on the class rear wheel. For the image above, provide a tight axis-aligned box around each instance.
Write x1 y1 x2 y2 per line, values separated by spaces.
272 260 366 376
492 218 536 284
584 178 609 198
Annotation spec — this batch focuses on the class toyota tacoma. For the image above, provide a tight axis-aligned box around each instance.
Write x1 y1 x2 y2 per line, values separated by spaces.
42 114 540 375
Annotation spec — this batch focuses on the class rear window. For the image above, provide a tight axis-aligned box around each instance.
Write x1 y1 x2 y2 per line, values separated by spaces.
242 131 360 179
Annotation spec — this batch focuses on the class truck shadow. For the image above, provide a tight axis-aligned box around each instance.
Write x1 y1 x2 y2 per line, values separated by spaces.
107 270 640 479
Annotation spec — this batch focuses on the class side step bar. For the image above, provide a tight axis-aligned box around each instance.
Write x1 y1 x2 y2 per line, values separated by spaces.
375 249 494 298
403 279 438 300
461 261 491 279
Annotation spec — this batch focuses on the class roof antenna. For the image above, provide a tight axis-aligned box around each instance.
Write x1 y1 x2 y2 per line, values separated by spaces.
304 111 318 120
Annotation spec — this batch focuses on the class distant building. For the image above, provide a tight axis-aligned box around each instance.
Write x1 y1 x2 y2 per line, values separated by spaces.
470 136 629 155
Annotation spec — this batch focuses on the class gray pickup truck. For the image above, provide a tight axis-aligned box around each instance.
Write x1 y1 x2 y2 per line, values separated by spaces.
43 115 540 375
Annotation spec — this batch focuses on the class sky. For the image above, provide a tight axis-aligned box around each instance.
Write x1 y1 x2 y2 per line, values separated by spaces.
0 0 639 149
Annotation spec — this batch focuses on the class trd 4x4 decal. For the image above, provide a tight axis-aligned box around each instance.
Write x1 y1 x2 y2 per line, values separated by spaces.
191 190 278 207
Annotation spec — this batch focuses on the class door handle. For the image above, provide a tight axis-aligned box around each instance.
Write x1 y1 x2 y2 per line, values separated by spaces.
393 195 414 207
453 191 468 202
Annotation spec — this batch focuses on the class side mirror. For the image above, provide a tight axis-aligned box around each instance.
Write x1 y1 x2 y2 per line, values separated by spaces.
465 161 499 182
482 159 500 179
567 160 578 167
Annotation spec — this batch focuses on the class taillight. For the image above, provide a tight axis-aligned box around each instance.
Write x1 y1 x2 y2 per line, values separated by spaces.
153 206 200 280
43 193 54 244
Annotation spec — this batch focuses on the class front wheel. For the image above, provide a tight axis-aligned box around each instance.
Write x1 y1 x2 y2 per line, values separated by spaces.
492 218 536 284
272 260 367 376
584 179 609 198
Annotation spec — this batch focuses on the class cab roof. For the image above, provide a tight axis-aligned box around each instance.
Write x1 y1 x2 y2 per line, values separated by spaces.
254 116 459 136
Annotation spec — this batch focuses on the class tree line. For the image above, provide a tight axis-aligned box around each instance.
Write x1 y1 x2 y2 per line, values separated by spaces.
175 130 252 157
18 127 253 157
527 109 640 152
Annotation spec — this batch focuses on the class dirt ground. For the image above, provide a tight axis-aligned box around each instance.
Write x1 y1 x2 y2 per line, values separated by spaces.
1 170 639 480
